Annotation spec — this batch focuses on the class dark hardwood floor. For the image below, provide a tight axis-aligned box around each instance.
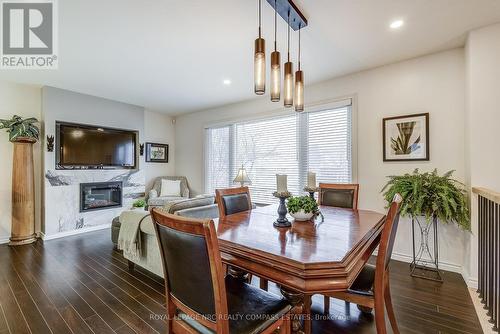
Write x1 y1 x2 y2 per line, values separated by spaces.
0 230 482 334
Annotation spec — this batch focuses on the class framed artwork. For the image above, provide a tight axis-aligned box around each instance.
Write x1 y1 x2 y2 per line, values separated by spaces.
145 142 169 163
383 113 429 162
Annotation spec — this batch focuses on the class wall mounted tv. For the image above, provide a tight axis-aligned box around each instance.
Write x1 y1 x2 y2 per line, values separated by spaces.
56 122 137 169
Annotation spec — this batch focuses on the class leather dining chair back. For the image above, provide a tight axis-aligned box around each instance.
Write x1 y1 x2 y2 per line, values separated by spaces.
318 183 359 209
151 208 292 334
215 187 252 219
151 209 229 333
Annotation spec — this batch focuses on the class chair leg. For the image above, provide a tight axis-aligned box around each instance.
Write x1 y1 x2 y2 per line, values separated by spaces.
128 260 135 272
260 278 269 291
384 274 399 334
324 296 330 314
303 295 312 334
374 284 387 334
279 313 291 334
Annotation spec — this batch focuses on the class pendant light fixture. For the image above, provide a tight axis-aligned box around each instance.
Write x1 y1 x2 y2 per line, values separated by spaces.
254 0 265 95
283 11 293 108
270 0 281 102
294 25 304 112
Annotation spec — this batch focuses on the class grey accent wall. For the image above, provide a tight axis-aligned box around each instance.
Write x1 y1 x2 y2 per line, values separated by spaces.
42 87 146 237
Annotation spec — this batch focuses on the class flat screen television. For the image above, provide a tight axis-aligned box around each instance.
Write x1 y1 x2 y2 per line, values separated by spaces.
56 122 137 169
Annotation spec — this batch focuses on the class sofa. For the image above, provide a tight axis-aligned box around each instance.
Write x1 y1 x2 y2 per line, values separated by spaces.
114 194 219 277
146 176 190 208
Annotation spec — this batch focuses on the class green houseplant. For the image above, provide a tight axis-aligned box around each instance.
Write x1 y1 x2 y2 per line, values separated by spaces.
0 115 40 142
132 199 146 209
381 169 470 230
287 195 318 221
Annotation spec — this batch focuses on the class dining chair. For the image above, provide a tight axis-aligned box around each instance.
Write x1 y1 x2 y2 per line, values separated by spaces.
215 187 269 290
151 209 292 334
215 186 253 219
318 183 359 209
323 193 402 334
319 183 360 317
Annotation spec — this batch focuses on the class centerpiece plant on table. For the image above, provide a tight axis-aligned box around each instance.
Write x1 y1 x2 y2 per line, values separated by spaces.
287 195 318 222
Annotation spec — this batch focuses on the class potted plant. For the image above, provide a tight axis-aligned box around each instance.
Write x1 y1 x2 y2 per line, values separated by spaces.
0 115 40 245
0 115 40 142
287 195 318 221
381 169 470 281
382 169 470 230
132 199 146 210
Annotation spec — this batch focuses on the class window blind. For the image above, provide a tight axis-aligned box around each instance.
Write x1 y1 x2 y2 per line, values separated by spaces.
205 126 231 195
204 101 353 204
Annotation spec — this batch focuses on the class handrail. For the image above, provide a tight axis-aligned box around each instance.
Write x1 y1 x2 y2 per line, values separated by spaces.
473 187 500 204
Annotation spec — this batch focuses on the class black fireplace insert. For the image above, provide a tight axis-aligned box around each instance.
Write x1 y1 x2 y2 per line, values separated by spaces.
80 181 123 212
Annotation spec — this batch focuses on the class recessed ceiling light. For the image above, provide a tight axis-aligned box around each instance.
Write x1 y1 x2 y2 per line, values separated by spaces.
223 79 232 85
390 20 404 29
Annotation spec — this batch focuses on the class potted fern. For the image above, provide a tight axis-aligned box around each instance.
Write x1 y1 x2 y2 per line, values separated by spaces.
0 115 40 245
382 169 470 281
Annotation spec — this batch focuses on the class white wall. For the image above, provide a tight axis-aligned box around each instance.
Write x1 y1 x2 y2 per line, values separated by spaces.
175 49 468 273
0 82 42 244
143 110 176 190
463 23 500 287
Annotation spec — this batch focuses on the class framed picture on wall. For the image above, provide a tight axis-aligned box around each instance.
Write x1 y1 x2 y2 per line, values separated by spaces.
383 113 429 162
145 142 169 163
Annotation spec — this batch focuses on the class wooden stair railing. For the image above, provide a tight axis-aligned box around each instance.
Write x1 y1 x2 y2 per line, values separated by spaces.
473 187 500 332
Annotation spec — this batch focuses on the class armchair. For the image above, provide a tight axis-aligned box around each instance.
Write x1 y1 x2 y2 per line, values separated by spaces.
147 176 190 208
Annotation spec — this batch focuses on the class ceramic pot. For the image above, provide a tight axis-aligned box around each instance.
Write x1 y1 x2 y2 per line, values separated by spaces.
290 209 314 221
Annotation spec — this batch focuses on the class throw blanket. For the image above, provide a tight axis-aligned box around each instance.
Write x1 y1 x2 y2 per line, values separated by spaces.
118 210 151 260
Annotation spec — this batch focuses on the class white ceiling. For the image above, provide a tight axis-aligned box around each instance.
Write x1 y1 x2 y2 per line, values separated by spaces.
3 0 500 115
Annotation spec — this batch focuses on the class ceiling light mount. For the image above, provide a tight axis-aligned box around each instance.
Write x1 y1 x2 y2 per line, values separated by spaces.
265 0 308 31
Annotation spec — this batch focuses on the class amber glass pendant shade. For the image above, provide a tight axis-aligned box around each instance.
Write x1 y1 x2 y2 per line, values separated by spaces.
284 61 293 107
294 70 304 112
254 38 266 95
254 0 265 95
270 51 281 102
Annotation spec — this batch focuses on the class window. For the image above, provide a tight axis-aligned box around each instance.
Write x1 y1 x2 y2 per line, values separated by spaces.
204 100 353 204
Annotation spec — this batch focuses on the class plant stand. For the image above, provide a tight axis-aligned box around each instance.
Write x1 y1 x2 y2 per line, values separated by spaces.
410 216 443 282
9 137 37 246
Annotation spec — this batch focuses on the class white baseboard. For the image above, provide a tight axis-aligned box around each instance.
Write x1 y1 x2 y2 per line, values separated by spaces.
40 223 111 241
0 236 9 245
467 277 478 289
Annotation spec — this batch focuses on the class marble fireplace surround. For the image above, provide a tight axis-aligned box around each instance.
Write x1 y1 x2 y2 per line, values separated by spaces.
43 168 145 238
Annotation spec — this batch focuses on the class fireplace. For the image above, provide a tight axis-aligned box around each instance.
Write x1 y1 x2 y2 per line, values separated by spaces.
80 181 123 212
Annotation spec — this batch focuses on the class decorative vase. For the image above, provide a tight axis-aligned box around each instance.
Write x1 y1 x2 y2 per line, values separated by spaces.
290 210 314 222
9 137 37 246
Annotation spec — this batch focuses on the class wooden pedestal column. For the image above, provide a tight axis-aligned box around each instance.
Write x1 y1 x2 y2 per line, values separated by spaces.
9 137 37 246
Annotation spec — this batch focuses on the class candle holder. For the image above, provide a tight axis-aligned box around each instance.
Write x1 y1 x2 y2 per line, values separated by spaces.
273 191 292 228
303 186 319 200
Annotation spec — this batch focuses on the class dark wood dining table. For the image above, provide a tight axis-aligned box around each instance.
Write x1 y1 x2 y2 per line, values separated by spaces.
214 204 386 334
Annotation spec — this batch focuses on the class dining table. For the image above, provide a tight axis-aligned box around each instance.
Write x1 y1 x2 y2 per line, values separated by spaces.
214 204 386 334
